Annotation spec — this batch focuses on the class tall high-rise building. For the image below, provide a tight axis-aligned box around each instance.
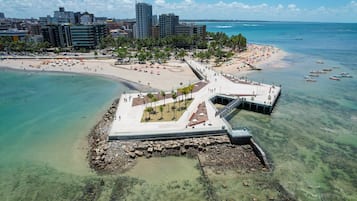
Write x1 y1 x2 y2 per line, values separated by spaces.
152 15 158 26
0 12 5 19
135 3 152 39
159 13 179 38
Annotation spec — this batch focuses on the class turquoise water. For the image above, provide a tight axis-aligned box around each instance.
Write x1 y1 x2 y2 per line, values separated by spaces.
0 22 356 200
0 70 130 200
206 22 357 200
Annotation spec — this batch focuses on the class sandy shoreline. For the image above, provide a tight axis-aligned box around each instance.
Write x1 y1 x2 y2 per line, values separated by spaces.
206 44 288 76
0 44 287 91
0 58 199 91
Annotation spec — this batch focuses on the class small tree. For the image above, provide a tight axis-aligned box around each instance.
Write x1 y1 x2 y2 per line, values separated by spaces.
159 105 164 120
147 93 154 107
172 91 177 119
188 84 194 100
151 96 158 110
145 107 153 121
182 87 189 109
160 91 166 105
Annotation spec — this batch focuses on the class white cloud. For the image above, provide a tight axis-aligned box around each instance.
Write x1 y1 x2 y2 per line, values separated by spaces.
155 0 165 5
0 0 356 22
287 4 300 12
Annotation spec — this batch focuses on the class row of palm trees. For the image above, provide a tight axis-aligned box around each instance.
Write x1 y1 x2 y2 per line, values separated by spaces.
0 37 50 52
101 34 206 51
144 84 195 121
110 32 247 65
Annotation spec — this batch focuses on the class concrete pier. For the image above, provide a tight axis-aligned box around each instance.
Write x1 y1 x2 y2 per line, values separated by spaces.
109 58 281 143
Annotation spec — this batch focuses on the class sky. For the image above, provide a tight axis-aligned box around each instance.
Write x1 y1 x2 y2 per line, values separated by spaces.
1 0 357 22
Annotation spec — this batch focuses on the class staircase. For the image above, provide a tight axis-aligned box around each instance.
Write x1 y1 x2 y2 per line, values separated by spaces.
215 98 242 118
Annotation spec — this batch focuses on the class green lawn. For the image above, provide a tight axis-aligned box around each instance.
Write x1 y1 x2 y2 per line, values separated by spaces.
141 99 193 122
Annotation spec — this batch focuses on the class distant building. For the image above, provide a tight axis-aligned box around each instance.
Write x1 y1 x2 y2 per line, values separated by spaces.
175 24 192 36
41 24 72 47
159 13 179 38
53 7 75 24
0 29 29 41
0 12 5 19
152 15 158 26
29 35 44 43
110 29 130 38
71 24 107 49
175 24 206 39
0 21 11 31
135 2 152 39
79 12 94 25
151 25 160 39
95 17 108 24
29 24 41 35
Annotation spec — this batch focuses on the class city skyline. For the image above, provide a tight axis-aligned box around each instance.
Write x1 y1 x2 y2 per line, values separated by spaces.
0 0 356 23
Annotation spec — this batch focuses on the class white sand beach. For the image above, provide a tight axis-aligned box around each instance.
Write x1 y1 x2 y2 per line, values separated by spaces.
0 58 199 91
206 44 288 75
0 44 287 91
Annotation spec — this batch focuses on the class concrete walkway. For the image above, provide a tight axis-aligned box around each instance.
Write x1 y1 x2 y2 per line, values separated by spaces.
109 58 281 140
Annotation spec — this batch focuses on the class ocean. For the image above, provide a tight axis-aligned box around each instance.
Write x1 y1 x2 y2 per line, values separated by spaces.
0 22 356 200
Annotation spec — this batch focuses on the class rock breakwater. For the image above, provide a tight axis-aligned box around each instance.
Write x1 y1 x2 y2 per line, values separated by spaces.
88 99 267 174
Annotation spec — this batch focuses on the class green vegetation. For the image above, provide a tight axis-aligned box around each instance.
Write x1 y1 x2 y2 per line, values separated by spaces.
100 32 247 65
0 37 50 52
142 99 193 122
142 84 195 122
194 32 247 66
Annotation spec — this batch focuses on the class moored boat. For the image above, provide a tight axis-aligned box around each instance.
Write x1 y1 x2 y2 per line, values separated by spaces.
305 78 317 82
329 76 340 81
309 74 319 77
341 74 353 78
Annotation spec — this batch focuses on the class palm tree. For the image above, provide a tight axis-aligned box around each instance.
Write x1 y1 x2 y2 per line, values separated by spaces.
145 107 153 121
160 91 166 106
188 84 194 100
151 96 158 111
177 88 183 110
116 47 128 62
171 91 177 119
181 87 189 109
177 49 187 61
159 105 164 120
147 93 154 107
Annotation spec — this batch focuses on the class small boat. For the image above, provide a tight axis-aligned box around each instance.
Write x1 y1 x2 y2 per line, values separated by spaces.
341 74 353 78
329 76 340 81
340 72 349 76
309 74 319 77
305 78 317 82
316 60 324 64
310 70 326 74
322 68 332 72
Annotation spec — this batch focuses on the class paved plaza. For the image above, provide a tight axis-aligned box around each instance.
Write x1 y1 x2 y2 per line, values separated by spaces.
109 59 281 140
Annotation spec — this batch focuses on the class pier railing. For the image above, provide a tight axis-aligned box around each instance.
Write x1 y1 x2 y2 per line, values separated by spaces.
215 98 242 118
